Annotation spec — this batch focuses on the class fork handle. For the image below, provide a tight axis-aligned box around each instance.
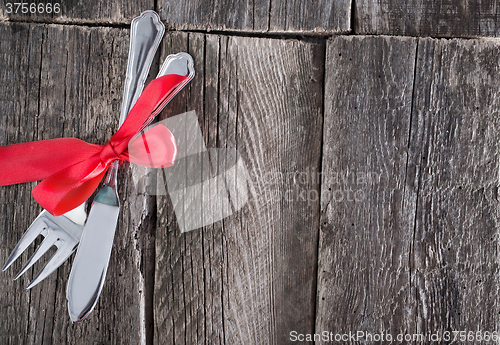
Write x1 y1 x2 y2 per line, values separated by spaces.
103 11 165 189
119 11 164 127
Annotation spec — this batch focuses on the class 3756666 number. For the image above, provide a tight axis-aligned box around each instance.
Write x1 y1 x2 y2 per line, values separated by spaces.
5 2 60 14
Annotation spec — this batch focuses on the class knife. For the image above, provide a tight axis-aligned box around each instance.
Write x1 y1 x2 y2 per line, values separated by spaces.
66 27 195 323
66 10 164 323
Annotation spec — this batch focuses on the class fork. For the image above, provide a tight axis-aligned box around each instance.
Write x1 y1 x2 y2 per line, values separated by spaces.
2 204 87 289
2 10 165 289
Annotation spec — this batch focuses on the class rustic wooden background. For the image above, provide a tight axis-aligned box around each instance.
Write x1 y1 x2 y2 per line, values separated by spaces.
1 1 500 344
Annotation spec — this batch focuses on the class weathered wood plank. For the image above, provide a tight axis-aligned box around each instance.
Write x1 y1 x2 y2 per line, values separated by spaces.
0 22 45 345
410 37 500 337
269 0 351 33
0 0 154 24
154 31 211 345
0 22 150 344
356 1 500 37
316 35 418 341
159 0 351 33
154 33 325 344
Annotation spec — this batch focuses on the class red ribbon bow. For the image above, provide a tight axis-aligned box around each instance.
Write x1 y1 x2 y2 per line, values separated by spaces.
0 74 187 216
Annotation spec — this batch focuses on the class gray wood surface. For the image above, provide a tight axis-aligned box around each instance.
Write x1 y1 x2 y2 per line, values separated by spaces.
154 32 325 344
356 0 500 37
159 0 351 33
317 34 500 343
0 21 45 345
317 35 418 341
0 0 154 24
410 37 500 338
2 5 500 345
0 22 151 344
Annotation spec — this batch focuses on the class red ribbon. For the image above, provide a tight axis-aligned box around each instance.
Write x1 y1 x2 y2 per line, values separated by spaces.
0 74 187 216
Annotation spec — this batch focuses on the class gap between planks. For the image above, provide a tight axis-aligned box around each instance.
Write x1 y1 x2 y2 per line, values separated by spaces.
4 17 500 41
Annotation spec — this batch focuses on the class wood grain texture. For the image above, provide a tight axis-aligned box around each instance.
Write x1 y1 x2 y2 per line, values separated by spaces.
154 33 325 344
158 0 351 33
2 8 500 345
0 21 45 345
316 35 418 341
410 37 500 338
0 22 151 344
356 0 500 37
154 32 212 345
0 0 154 24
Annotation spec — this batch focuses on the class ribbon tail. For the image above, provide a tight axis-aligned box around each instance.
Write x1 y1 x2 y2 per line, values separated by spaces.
0 138 101 186
32 153 108 216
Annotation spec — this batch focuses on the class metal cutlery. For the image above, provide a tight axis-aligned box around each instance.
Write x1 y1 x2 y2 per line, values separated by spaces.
2 10 165 289
2 203 87 289
2 8 195 324
66 52 195 323
66 24 195 323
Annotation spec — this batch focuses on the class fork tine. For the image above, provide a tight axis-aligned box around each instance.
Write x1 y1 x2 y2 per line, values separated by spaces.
26 244 76 289
2 215 49 272
13 232 58 280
